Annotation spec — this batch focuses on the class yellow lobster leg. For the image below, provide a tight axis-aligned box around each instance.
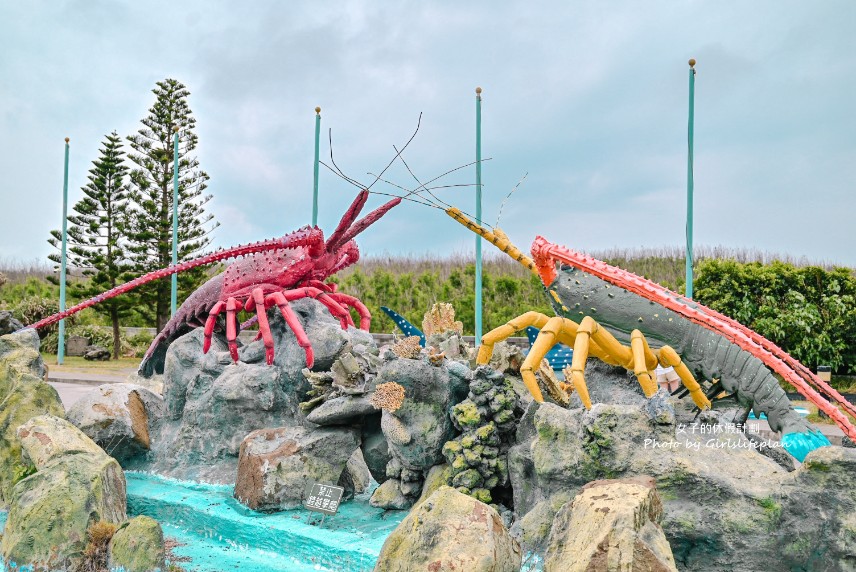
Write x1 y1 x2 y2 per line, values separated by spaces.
630 330 660 398
569 318 665 406
479 312 606 405
519 316 591 404
477 311 551 365
657 346 712 410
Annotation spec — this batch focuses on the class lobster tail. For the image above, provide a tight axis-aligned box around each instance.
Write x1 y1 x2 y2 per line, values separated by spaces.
21 227 324 333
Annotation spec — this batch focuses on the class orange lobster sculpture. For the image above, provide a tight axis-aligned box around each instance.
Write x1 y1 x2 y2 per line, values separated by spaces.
445 207 855 462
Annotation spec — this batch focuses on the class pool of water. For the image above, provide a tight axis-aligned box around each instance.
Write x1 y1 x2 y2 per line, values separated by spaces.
1 473 405 572
126 472 405 571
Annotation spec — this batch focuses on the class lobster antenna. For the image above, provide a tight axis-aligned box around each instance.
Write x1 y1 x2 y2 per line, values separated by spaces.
319 159 363 189
495 172 528 228
368 176 488 221
370 176 481 199
366 178 490 228
366 156 494 227
326 128 366 189
391 144 455 210
366 112 423 190
411 157 492 199
368 190 443 209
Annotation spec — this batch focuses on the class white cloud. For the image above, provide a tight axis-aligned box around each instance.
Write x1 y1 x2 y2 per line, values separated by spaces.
0 0 854 267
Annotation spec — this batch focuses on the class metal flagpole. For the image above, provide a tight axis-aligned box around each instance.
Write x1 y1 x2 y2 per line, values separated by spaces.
171 126 179 315
312 107 321 226
685 59 696 299
58 137 70 365
313 107 321 226
475 87 483 345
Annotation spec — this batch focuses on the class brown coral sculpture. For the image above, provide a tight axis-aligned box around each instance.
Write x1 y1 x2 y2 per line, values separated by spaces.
427 347 446 367
392 336 422 359
371 381 406 412
422 302 463 337
536 359 571 406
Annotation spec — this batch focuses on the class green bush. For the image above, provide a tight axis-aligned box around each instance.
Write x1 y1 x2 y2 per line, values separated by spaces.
333 263 552 336
695 260 856 374
41 324 113 354
125 331 155 358
10 296 73 339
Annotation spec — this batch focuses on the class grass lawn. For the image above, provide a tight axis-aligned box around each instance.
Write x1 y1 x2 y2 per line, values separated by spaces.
41 354 140 373
791 400 855 427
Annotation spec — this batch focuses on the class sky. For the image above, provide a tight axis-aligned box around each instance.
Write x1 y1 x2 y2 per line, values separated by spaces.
1 1 855 268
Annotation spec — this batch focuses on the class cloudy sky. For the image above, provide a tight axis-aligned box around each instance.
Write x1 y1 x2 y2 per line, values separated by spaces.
1 1 854 268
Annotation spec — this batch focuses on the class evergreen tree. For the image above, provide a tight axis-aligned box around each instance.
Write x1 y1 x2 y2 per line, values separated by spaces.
49 132 131 359
125 78 218 332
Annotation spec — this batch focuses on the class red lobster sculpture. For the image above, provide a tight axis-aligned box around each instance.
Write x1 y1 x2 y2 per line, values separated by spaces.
25 191 400 376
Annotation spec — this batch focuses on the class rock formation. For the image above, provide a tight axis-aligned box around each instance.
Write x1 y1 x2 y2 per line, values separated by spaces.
1 415 127 569
108 515 166 572
369 353 469 509
374 486 521 572
67 382 164 464
543 476 677 572
233 425 360 511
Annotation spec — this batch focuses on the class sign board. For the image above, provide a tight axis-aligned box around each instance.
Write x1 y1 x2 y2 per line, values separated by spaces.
304 483 344 516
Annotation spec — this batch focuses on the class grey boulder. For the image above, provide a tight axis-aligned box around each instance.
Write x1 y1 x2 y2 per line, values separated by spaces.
374 485 521 572
67 383 164 464
233 425 359 511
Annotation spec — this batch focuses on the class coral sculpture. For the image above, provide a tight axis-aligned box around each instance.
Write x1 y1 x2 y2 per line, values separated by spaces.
422 303 463 337
370 382 406 412
391 336 422 360
442 366 519 504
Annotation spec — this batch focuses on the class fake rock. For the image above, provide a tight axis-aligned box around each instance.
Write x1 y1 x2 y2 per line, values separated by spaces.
544 476 677 572
234 425 359 511
374 485 521 572
1 415 126 570
67 383 164 464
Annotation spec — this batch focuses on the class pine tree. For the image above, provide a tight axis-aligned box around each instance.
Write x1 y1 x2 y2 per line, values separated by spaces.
124 78 218 332
49 131 131 359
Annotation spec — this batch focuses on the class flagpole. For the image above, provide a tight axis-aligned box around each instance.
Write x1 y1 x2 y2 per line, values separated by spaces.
475 87 483 344
685 59 696 299
313 106 321 226
57 137 70 365
171 125 179 315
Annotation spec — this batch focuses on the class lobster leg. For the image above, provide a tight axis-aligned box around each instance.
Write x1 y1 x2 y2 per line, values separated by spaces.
528 316 598 408
477 311 552 365
225 298 243 361
284 287 354 329
266 291 314 368
305 279 337 293
629 330 660 398
203 301 226 353
244 288 276 365
303 280 371 330
328 293 371 331
657 346 711 410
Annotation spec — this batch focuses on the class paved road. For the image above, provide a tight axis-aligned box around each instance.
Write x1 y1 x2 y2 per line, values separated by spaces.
49 381 99 409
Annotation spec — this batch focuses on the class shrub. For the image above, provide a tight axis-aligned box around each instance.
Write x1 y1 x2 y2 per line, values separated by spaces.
695 260 856 374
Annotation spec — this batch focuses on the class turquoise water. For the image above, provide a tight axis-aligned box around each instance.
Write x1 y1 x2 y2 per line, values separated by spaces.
1 474 404 572
126 472 404 572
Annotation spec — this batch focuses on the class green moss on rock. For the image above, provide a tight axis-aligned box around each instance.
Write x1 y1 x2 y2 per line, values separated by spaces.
452 401 482 429
0 376 64 504
109 515 166 572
